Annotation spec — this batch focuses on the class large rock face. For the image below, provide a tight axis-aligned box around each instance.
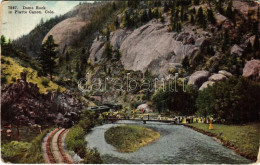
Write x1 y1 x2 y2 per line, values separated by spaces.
242 60 260 79
188 70 210 87
90 20 209 76
43 3 105 52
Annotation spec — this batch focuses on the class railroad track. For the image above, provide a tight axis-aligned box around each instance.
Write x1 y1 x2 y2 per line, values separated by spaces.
45 128 73 164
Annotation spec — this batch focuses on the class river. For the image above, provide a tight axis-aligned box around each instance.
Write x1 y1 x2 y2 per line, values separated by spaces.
85 120 252 164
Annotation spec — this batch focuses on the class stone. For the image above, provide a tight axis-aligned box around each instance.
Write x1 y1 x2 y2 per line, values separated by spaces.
137 104 153 112
199 81 215 90
231 44 243 56
89 41 105 63
218 70 232 77
188 70 210 87
242 60 260 78
209 74 227 82
195 37 206 49
215 13 228 26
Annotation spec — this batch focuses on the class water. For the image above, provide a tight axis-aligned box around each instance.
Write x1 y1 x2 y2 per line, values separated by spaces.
86 120 252 164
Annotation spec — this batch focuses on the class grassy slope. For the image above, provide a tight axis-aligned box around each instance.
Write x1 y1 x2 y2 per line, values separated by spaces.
105 125 160 152
187 123 260 160
1 56 65 94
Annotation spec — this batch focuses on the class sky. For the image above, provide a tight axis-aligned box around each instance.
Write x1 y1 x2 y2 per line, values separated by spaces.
1 1 83 40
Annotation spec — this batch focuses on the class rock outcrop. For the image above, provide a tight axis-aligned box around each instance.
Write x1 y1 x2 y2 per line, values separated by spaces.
43 3 105 52
1 72 87 126
209 74 227 82
242 60 260 79
137 104 153 112
90 20 210 76
199 81 215 91
218 70 232 77
231 44 243 56
188 70 209 87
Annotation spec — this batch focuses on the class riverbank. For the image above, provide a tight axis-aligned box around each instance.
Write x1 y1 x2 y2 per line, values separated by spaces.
104 125 160 152
185 123 260 161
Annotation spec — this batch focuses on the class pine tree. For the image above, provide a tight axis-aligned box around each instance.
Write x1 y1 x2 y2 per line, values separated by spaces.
65 52 70 62
194 0 200 5
114 17 120 28
190 14 195 24
207 9 216 25
182 56 190 69
148 8 153 19
115 49 121 61
197 7 205 26
141 10 148 23
225 1 233 20
154 8 159 18
1 35 6 46
106 27 110 41
222 30 230 51
39 35 58 81
112 2 116 10
103 42 112 59
164 1 169 12
76 62 80 72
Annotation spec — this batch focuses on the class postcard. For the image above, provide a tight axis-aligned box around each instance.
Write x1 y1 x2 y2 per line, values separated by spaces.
1 0 259 164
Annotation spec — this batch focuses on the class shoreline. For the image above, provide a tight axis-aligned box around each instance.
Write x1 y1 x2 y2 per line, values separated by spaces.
184 124 257 162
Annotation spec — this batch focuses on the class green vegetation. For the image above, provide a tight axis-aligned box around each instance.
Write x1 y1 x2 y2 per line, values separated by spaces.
187 123 260 160
105 125 160 152
65 110 102 163
1 128 51 163
1 56 65 93
39 35 59 81
152 81 198 115
196 77 260 123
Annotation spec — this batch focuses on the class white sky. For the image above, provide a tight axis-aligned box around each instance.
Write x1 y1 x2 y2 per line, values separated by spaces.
1 1 83 40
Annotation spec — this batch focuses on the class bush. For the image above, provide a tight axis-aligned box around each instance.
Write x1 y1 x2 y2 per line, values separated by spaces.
83 148 103 164
1 128 51 163
1 141 31 163
1 76 7 84
41 78 50 87
152 81 198 115
196 77 260 123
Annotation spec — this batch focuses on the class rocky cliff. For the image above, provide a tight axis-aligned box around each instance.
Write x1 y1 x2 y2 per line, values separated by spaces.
1 72 87 126
90 19 209 76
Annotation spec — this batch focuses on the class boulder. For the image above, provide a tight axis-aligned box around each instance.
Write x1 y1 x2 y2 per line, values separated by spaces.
199 81 215 90
137 104 153 112
218 70 232 77
242 60 260 78
222 20 233 30
188 71 210 87
209 74 227 82
232 1 259 21
215 13 228 26
89 41 105 63
195 37 207 49
231 44 243 56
